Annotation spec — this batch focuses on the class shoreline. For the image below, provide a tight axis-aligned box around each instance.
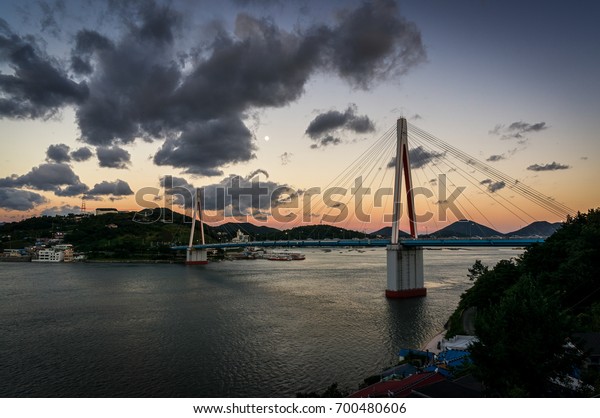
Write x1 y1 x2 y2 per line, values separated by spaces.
421 329 446 354
84 259 183 264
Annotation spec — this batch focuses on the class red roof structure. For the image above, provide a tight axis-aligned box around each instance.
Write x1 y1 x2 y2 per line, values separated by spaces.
348 372 446 398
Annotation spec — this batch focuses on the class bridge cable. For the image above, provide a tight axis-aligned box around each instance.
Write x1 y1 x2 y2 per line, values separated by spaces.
406 133 490 230
407 132 533 229
408 123 572 217
321 128 397 226
313 127 395 224
338 138 398 232
283 124 396 236
408 124 574 219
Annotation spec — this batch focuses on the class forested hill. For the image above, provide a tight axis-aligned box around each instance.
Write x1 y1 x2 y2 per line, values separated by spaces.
0 208 372 257
446 208 600 397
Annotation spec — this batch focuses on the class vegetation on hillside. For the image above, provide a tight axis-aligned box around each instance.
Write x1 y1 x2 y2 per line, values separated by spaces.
446 208 600 396
0 208 374 260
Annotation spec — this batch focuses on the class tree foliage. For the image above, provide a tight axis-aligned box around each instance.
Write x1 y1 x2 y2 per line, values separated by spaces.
470 276 581 396
0 207 377 260
448 208 600 396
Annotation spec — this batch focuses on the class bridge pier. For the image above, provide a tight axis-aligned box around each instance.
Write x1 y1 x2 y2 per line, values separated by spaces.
185 188 208 265
186 248 208 265
386 244 426 298
385 117 426 298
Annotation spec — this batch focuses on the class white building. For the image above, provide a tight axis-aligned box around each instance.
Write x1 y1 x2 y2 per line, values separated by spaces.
33 244 74 263
440 335 478 351
231 229 249 243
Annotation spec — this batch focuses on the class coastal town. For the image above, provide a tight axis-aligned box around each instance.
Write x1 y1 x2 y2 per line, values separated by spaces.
0 205 561 264
344 332 600 398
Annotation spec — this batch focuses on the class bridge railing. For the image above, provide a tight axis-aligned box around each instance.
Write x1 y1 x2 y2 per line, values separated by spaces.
171 237 544 250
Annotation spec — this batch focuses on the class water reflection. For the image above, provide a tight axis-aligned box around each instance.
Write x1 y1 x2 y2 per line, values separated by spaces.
0 248 523 397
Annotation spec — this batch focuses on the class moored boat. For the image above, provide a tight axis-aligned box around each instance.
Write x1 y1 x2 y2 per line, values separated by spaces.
267 253 292 261
266 251 305 261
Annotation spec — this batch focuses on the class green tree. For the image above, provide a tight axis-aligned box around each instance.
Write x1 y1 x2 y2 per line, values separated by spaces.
446 258 519 336
470 275 583 396
447 208 600 396
520 210 600 311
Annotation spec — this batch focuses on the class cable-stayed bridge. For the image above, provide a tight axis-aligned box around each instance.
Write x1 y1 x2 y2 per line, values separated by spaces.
176 118 572 298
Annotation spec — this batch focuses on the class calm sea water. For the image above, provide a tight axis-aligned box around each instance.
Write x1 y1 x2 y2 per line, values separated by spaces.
0 247 522 397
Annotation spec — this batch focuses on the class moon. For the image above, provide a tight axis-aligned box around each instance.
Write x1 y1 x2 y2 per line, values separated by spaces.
264 135 270 141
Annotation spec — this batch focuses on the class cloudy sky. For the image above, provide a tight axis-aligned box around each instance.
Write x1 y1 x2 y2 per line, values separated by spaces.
0 0 598 233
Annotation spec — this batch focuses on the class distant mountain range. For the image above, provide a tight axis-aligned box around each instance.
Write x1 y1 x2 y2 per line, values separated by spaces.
371 220 563 238
370 226 411 238
505 221 562 237
427 220 502 238
0 208 563 255
210 222 371 240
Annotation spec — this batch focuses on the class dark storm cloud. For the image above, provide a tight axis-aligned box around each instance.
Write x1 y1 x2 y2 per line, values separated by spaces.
46 142 93 165
46 143 71 163
70 146 93 162
324 0 426 88
200 170 297 219
96 146 131 169
0 163 88 196
54 182 90 197
508 121 547 133
486 154 505 162
488 182 505 193
480 179 506 193
527 162 570 172
306 111 349 138
71 1 185 147
306 104 375 140
2 1 425 175
153 117 256 176
160 175 195 207
70 30 115 75
0 18 88 119
161 172 289 216
0 187 48 210
73 28 182 145
489 120 548 140
41 204 80 216
410 146 444 169
86 179 133 196
70 0 423 174
310 135 342 149
387 146 444 169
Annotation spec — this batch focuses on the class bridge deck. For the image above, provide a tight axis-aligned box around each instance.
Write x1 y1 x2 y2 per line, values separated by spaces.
171 238 544 250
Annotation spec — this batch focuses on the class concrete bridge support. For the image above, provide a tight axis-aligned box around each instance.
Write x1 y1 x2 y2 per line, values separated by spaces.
386 244 426 298
386 117 426 298
186 248 208 265
186 188 208 265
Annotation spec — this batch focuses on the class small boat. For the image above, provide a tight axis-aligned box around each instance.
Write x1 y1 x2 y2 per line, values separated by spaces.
267 253 292 261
